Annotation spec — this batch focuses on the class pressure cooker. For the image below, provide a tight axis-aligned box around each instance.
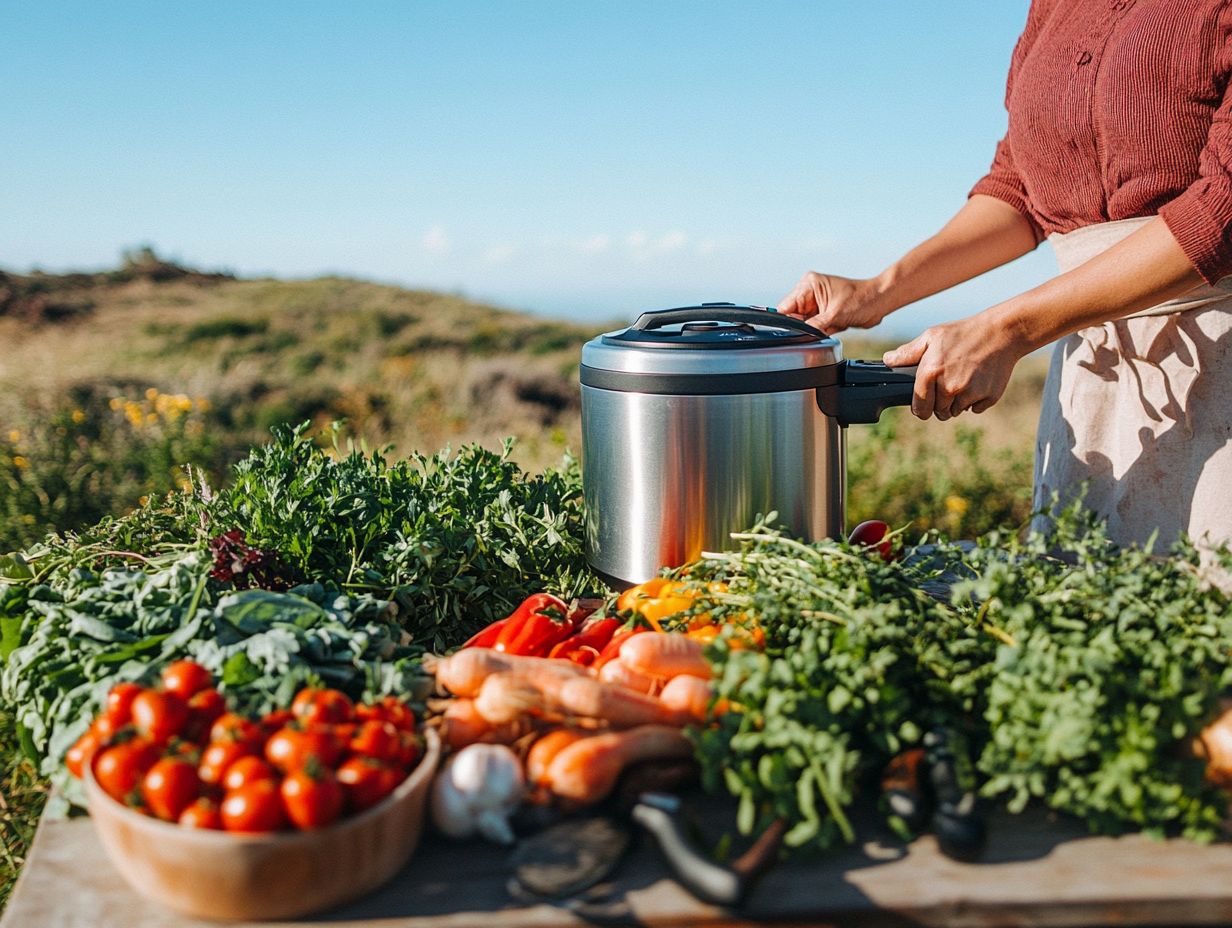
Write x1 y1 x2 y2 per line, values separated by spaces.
579 303 916 588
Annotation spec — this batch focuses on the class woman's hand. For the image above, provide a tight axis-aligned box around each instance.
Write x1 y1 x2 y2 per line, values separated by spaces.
882 313 1027 421
776 273 886 333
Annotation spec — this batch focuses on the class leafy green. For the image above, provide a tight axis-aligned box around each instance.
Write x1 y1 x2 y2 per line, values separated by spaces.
0 556 423 811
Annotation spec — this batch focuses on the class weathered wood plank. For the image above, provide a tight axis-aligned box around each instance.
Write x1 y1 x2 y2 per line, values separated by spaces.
8 802 1232 928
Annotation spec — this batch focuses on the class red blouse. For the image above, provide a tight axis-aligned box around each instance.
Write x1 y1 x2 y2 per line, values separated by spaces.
971 0 1232 284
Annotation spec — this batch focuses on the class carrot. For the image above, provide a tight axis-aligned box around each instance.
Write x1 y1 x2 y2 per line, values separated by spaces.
598 656 660 695
432 647 588 697
619 632 711 680
526 728 589 788
659 674 723 722
554 676 687 728
475 672 550 724
438 698 527 749
544 725 693 803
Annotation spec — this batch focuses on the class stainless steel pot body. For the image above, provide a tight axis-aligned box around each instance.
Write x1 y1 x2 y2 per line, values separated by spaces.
581 385 844 588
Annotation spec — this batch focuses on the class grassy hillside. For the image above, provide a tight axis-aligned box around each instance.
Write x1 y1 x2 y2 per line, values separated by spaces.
0 255 1046 551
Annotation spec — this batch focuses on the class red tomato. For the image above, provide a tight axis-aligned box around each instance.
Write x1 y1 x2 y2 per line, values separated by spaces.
93 739 158 804
396 731 421 769
199 740 253 786
160 660 213 699
141 757 201 821
65 728 101 779
355 696 416 731
184 688 227 741
336 757 404 812
261 708 295 734
280 767 343 829
222 756 278 792
130 690 188 745
349 720 402 763
849 519 896 562
105 682 144 727
291 688 354 726
178 797 222 829
264 726 343 773
209 713 265 748
90 712 124 744
221 780 287 833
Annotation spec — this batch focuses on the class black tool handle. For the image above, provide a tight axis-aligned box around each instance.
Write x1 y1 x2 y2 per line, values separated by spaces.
816 361 918 426
628 304 822 339
632 795 745 906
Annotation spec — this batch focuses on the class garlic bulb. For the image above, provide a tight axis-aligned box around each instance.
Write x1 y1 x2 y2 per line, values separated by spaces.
430 743 525 844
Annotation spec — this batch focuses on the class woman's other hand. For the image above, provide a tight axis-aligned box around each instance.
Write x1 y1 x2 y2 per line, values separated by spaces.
882 314 1026 421
776 273 886 333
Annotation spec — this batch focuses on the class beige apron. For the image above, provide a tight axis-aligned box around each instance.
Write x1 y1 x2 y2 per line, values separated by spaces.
1034 217 1232 553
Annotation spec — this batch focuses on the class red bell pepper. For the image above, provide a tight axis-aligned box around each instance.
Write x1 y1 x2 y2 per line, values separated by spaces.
461 617 508 649
493 593 574 657
592 624 650 670
547 616 623 666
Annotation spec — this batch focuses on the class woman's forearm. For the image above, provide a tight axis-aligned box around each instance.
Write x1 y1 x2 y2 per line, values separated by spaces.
869 194 1040 315
989 217 1204 351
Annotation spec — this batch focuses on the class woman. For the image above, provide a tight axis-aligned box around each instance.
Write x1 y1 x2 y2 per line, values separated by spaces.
779 0 1232 551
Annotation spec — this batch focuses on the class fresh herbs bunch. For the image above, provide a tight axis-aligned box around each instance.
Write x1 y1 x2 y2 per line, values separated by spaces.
960 512 1232 840
206 424 592 648
679 526 997 853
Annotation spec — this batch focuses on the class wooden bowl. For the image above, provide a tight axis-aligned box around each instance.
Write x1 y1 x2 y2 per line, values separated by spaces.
85 728 440 921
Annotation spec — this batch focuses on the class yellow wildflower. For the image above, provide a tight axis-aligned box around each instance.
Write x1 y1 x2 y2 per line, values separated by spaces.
145 387 159 401
138 495 150 507
7 429 19 443
194 397 211 413
945 495 969 516
71 409 86 423
12 455 28 469
109 397 123 411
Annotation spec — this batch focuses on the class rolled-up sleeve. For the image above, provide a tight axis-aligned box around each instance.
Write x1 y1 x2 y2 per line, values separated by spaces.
1158 67 1232 284
969 1 1049 245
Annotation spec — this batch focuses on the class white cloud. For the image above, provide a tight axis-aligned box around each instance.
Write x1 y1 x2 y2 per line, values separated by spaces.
576 233 611 254
695 239 721 256
626 230 649 250
656 230 687 252
422 225 452 256
482 243 516 264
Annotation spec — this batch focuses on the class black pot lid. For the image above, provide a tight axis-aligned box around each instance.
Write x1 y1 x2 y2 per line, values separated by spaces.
603 303 822 349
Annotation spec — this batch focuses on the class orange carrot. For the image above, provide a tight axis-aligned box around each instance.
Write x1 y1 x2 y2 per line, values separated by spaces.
544 725 693 803
475 672 550 724
598 657 660 695
658 674 723 722
554 676 687 728
438 698 527 749
433 647 588 697
619 632 711 680
526 728 589 788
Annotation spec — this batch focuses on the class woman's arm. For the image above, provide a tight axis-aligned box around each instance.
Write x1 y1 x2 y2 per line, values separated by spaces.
883 217 1204 420
777 194 1039 332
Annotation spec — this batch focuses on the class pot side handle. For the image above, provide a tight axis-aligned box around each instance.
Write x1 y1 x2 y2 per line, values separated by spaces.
816 361 917 426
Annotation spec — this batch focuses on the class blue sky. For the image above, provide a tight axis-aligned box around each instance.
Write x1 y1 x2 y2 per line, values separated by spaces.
3 1 1054 336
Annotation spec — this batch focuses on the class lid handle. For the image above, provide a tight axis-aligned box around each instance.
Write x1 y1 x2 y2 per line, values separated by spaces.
628 304 823 339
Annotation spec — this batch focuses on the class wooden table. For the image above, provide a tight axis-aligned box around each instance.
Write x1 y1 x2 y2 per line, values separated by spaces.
7 800 1232 928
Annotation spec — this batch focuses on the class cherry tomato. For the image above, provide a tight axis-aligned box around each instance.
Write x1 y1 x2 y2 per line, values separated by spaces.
160 660 213 700
66 728 101 779
93 739 158 804
209 713 265 749
105 682 145 727
849 519 896 562
355 697 416 732
90 712 124 744
280 767 343 829
349 720 402 763
291 688 354 726
221 780 287 833
141 757 201 821
336 757 403 812
396 730 421 769
265 726 343 772
222 756 278 792
130 690 188 745
178 797 222 829
184 688 227 741
261 708 295 734
199 740 254 786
